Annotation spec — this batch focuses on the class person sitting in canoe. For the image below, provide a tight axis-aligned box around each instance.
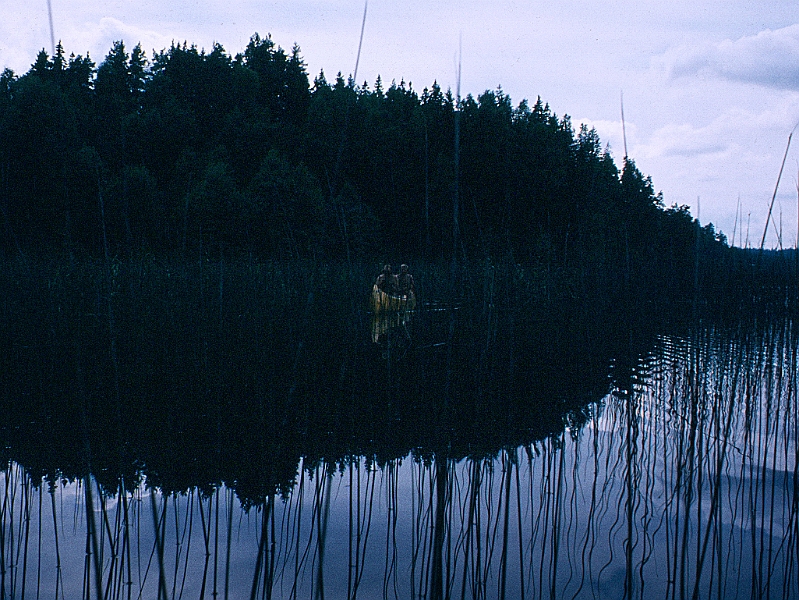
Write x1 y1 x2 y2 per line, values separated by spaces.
375 264 397 294
396 264 415 297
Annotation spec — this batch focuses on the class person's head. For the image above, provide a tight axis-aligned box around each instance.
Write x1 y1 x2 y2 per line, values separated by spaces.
400 264 409 274
383 264 392 274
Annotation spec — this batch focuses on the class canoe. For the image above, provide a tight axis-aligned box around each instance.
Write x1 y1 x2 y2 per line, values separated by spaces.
370 284 416 313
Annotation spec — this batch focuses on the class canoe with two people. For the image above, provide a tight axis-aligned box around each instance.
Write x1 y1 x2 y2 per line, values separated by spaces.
371 264 416 312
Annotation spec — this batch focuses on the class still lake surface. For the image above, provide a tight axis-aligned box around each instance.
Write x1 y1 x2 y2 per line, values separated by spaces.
1 264 798 599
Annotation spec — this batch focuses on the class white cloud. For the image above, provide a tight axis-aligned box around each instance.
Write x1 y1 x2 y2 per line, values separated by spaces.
641 116 743 160
660 24 799 90
629 107 799 245
64 17 185 63
0 4 50 74
577 94 799 246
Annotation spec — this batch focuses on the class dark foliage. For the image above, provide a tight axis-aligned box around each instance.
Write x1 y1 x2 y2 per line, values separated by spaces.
0 34 762 310
0 258 664 502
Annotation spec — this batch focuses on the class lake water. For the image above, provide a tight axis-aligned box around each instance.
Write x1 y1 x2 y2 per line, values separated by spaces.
1 270 798 599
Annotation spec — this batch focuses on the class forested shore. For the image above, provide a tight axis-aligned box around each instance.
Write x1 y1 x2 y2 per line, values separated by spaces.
0 34 796 315
4 34 799 509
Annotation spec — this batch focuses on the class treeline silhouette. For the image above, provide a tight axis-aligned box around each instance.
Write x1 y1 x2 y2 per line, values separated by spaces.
0 34 793 312
0 41 744 277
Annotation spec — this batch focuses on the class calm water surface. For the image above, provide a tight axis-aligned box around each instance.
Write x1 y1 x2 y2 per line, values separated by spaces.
2 288 798 599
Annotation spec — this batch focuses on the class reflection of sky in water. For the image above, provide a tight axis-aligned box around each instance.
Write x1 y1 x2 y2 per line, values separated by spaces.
3 442 791 598
2 331 798 599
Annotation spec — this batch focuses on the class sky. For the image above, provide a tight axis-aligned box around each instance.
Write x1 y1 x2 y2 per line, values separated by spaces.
2 0 799 248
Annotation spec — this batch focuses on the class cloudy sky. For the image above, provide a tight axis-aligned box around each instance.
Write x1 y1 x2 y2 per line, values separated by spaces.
2 0 799 247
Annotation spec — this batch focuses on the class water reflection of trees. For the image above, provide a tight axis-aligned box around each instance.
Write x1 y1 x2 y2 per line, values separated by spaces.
2 263 799 597
0 264 619 501
2 321 798 598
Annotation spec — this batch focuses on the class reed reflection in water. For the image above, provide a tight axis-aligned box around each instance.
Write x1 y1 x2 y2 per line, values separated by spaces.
2 323 798 599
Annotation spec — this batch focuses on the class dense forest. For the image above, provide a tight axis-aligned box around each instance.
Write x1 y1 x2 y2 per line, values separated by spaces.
0 34 791 313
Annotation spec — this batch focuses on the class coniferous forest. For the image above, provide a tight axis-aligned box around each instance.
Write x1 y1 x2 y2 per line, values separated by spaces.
0 34 794 315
